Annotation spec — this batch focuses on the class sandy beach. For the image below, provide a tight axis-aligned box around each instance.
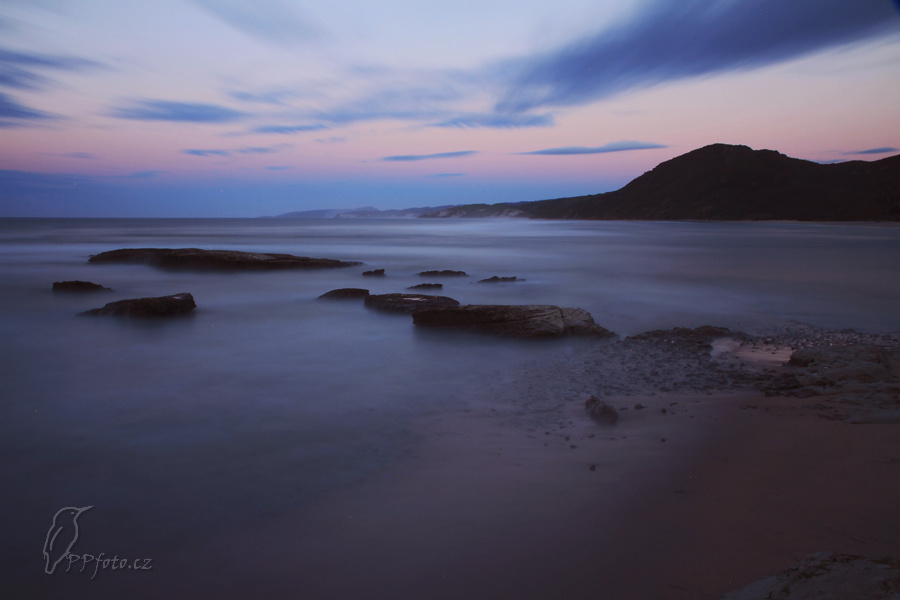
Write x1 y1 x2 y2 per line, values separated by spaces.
99 326 900 599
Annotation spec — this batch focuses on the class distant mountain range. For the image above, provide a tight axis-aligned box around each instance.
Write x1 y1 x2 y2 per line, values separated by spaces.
421 144 900 221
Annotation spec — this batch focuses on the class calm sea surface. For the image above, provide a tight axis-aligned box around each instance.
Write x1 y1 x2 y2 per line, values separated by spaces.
2 217 899 597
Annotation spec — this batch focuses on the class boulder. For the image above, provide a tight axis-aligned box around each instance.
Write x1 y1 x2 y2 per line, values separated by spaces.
88 248 361 270
412 304 616 338
81 293 196 317
362 269 385 277
585 396 619 424
417 270 468 277
317 288 370 300
364 293 460 314
53 280 111 292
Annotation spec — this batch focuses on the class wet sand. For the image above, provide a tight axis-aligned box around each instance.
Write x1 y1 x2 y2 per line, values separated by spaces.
92 330 900 599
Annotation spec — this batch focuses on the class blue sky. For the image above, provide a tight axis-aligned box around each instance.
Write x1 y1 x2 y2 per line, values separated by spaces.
1 0 899 217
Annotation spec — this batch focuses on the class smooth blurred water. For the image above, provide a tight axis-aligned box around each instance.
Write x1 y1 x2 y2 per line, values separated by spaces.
2 217 899 597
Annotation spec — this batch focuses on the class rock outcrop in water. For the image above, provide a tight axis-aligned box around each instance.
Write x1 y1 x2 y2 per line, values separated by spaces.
364 293 460 314
317 288 370 300
88 248 361 270
413 304 616 338
81 293 196 317
53 280 111 292
417 270 468 277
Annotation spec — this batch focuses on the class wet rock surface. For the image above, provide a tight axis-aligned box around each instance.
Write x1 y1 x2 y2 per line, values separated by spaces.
477 276 522 283
412 304 616 338
53 280 111 292
364 293 460 314
81 293 196 317
362 269 385 277
89 248 361 270
317 288 370 300
719 552 900 600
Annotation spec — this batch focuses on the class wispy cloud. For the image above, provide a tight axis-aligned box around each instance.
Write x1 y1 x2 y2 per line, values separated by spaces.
0 91 53 125
184 149 231 157
111 100 248 123
187 0 324 44
0 46 103 91
381 151 477 162
118 170 165 179
252 124 327 134
431 112 554 129
39 152 100 159
520 141 667 155
497 0 900 112
845 146 898 155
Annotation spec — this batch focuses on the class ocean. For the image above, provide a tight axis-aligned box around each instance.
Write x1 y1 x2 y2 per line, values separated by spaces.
2 217 899 598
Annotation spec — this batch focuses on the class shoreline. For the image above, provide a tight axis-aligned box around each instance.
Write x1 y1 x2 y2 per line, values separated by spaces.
113 329 900 599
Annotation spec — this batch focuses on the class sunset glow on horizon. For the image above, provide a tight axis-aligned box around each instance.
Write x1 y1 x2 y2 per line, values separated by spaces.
2 0 899 217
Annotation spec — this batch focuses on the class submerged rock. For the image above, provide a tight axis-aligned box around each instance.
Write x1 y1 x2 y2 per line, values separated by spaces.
317 288 370 300
585 396 619 425
88 248 361 270
364 293 460 314
81 293 196 317
417 270 468 277
413 304 616 338
53 280 111 292
362 269 385 277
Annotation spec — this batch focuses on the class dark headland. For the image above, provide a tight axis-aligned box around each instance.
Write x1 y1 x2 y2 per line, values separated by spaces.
421 144 900 221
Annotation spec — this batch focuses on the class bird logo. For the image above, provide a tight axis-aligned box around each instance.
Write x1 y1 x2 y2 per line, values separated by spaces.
43 506 93 574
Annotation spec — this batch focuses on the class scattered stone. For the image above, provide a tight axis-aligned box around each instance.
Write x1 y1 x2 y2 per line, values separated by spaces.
417 270 468 277
634 403 646 410
589 464 596 471
720 552 900 600
477 276 522 283
585 395 619 425
413 304 616 338
53 280 111 292
81 293 196 317
88 248 361 270
407 283 443 290
362 269 385 277
364 293 460 314
317 288 370 300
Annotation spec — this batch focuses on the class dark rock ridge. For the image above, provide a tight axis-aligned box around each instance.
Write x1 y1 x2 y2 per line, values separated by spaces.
362 269 385 277
422 144 900 221
413 304 615 338
318 288 370 300
88 248 361 270
53 280 111 292
417 270 468 277
364 293 460 314
477 276 522 283
81 293 196 317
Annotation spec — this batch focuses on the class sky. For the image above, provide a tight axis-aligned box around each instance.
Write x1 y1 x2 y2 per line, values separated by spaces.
1 0 899 217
